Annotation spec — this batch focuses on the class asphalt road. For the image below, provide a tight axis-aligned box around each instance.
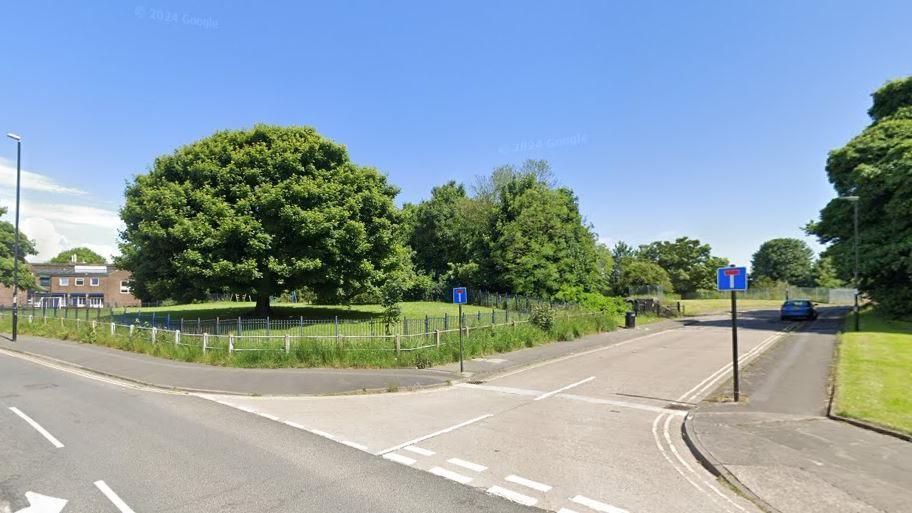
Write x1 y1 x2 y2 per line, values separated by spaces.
203 310 800 513
0 354 534 512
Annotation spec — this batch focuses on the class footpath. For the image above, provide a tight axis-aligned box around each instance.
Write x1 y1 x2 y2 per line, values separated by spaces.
0 318 683 395
685 309 912 513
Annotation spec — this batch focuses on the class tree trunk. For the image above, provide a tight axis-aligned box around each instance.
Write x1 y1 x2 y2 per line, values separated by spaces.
254 293 271 317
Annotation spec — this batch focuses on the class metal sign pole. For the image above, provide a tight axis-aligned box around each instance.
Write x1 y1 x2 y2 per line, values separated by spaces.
731 289 740 402
458 303 464 373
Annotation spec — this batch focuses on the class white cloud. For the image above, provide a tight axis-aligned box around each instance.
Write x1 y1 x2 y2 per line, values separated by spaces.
20 217 68 261
0 157 87 196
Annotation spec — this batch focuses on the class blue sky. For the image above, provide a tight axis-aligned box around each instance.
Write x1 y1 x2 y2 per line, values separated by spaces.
1 1 909 266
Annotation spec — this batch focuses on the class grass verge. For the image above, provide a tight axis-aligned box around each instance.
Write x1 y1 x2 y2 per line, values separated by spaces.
0 312 623 369
677 299 784 316
834 309 912 435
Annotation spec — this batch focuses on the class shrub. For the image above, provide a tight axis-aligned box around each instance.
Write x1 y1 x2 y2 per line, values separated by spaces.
530 303 555 331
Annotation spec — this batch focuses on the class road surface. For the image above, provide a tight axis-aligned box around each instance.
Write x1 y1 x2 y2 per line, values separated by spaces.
1 309 796 512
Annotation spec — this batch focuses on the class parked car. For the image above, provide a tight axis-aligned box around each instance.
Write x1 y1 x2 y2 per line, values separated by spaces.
780 300 818 321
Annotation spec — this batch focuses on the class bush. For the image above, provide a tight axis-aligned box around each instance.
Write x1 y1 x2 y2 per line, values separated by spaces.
530 303 554 331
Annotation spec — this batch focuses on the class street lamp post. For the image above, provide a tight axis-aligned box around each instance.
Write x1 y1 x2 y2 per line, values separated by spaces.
839 195 860 331
6 133 22 341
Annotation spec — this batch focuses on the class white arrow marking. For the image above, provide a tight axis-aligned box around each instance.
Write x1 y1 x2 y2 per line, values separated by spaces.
14 491 67 513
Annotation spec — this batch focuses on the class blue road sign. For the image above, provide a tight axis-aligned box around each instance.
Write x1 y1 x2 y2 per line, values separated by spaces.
452 287 468 304
717 266 748 291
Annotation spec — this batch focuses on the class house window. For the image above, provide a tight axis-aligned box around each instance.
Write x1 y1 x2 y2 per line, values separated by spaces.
120 281 132 294
59 277 69 286
39 276 51 288
90 277 100 287
75 277 85 286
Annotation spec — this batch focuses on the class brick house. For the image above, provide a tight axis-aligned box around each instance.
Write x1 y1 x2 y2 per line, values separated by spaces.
0 263 141 308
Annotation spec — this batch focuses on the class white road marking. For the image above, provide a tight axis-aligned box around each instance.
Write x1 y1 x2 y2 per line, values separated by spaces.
560 393 688 415
340 440 369 451
284 420 306 430
94 480 136 513
403 445 435 456
429 466 473 484
570 494 629 513
447 458 487 472
18 491 67 513
379 414 493 454
487 485 538 506
455 383 542 397
679 330 787 403
8 407 64 448
487 329 678 381
473 358 508 364
505 474 552 492
557 508 581 513
382 452 416 465
310 429 338 440
534 376 595 401
257 412 280 421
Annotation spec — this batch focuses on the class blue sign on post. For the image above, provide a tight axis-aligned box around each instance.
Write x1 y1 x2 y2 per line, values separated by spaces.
717 266 748 291
452 287 468 304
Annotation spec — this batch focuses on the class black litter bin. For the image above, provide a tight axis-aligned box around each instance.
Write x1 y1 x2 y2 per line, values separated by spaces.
625 311 637 329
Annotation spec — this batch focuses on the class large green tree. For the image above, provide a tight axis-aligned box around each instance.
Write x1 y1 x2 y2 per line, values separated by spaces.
490 167 601 297
750 238 814 286
638 237 728 294
808 77 912 315
117 125 404 315
50 247 107 264
0 206 37 291
618 260 673 295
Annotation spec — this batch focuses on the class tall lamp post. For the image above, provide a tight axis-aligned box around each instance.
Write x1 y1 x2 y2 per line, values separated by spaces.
838 195 860 331
6 133 22 341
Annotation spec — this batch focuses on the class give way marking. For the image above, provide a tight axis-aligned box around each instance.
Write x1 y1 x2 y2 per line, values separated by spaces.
12 491 67 513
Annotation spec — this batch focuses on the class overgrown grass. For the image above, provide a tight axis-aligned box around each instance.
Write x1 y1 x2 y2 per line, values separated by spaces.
0 311 623 369
834 309 912 435
677 299 785 316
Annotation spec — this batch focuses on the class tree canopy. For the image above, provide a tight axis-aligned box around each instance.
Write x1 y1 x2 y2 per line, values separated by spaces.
637 237 728 294
808 77 912 315
750 238 814 286
0 206 37 291
50 247 107 264
117 125 404 315
618 260 673 294
404 160 605 298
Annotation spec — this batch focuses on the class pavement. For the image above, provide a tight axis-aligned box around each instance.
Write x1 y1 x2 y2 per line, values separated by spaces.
0 319 683 395
196 310 798 513
0 353 534 513
687 308 912 513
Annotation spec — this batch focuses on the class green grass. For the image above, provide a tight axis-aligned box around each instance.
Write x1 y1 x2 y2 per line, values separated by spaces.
119 301 501 321
834 309 912 435
0 310 622 369
676 299 784 316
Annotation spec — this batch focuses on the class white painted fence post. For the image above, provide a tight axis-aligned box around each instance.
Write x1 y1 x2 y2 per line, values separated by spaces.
284 334 290 354
203 333 209 353
110 322 115 335
435 329 440 348
151 327 157 344
28 314 33 324
228 334 234 353
395 334 401 355
129 324 135 336
175 330 180 346
91 320 97 332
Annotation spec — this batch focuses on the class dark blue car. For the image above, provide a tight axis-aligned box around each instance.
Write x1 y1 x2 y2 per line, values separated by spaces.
780 300 818 321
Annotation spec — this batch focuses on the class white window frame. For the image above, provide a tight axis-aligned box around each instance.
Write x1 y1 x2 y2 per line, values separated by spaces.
120 281 132 294
75 277 85 286
59 277 69 286
90 277 100 287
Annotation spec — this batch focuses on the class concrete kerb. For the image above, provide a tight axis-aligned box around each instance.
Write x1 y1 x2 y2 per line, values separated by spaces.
0 344 460 398
680 412 783 513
